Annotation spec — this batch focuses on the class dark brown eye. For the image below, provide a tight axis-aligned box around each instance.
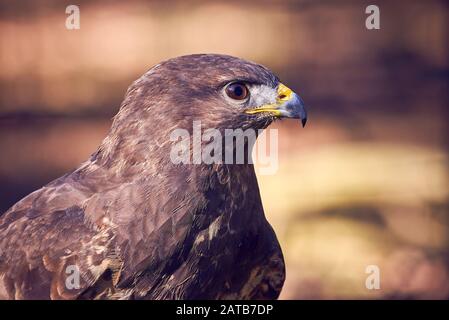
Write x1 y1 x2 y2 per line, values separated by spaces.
225 82 249 100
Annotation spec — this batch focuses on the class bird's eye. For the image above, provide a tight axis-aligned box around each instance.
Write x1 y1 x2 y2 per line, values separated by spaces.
225 82 249 101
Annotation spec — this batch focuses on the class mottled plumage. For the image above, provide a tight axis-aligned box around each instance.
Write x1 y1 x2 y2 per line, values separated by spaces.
0 54 306 299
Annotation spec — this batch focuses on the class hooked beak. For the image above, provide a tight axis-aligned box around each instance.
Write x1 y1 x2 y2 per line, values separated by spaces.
245 83 308 127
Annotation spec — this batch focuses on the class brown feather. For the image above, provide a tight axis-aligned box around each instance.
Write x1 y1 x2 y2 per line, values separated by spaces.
0 54 285 300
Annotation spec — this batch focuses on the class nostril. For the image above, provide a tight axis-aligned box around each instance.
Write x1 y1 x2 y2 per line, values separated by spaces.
279 94 287 100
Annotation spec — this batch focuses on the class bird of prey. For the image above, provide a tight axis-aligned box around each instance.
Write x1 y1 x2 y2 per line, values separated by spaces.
0 54 307 300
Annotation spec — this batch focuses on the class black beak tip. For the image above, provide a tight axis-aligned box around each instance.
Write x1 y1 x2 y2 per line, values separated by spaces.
301 117 307 128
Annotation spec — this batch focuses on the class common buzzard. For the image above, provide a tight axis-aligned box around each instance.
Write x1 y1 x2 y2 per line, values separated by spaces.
0 54 307 299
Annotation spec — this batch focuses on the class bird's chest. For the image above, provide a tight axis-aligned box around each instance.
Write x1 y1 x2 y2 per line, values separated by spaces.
188 217 284 300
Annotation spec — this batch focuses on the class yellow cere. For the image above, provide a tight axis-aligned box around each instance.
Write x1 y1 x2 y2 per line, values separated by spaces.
277 83 293 102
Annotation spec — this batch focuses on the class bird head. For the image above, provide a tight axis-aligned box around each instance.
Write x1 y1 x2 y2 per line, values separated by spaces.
100 54 307 168
124 54 307 133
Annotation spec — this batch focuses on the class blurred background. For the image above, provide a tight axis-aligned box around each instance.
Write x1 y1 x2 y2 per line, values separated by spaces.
0 0 448 299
